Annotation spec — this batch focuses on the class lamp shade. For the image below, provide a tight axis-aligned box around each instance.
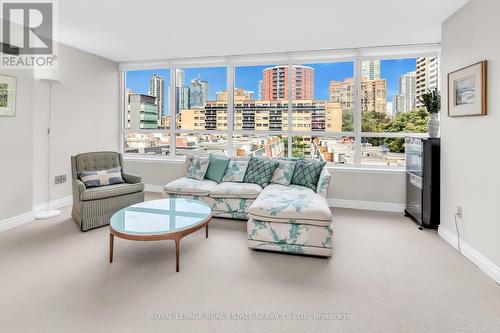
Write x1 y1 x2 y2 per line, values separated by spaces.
34 68 62 84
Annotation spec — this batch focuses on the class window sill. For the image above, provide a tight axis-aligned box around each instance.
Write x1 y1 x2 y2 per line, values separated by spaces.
123 155 185 164
327 165 405 174
123 155 405 173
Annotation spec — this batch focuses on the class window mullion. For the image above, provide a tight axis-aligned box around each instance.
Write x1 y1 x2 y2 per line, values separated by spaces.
170 67 176 157
227 64 234 156
287 61 293 157
354 57 362 166
119 70 125 154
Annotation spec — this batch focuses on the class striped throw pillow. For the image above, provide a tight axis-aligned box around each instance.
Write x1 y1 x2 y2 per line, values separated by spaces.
77 167 124 188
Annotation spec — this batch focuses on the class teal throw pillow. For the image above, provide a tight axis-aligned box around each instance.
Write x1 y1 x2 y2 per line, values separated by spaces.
243 157 278 188
204 154 230 183
290 160 326 191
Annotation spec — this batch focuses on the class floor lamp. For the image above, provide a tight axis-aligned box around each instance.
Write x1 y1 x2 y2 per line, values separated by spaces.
35 72 62 220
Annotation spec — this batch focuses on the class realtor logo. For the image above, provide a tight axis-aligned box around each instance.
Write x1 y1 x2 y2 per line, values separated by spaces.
2 2 53 54
1 1 57 68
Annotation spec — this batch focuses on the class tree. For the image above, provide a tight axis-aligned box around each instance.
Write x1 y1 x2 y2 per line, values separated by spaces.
342 110 353 131
359 109 429 153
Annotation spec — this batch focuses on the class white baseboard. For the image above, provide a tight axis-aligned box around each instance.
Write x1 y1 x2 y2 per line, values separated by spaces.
145 184 164 193
328 198 405 213
0 196 73 233
33 196 73 213
146 184 403 213
0 211 35 233
438 225 500 285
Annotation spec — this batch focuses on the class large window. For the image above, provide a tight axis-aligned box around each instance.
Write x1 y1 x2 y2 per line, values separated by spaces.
124 69 170 156
359 58 436 166
121 53 439 168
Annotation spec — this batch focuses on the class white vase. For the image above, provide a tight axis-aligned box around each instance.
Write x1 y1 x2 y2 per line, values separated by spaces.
428 113 439 138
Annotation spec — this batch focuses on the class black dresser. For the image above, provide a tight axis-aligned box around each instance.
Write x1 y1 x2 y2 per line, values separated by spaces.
404 137 440 229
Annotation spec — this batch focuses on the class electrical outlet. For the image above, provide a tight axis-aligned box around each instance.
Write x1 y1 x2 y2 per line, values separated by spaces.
456 206 462 219
54 174 67 184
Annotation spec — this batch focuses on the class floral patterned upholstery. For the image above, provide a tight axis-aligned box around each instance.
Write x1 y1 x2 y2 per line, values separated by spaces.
169 194 252 220
247 240 332 256
164 177 218 196
316 167 331 198
248 184 332 227
164 163 333 257
210 182 262 199
248 219 333 248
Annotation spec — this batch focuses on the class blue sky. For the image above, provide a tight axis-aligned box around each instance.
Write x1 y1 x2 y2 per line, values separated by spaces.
126 59 416 116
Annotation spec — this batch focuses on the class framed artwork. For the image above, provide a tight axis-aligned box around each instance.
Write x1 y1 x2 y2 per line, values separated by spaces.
0 74 17 117
448 60 487 117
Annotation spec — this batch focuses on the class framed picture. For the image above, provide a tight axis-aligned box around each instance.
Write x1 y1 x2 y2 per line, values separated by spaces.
448 60 487 117
0 74 17 117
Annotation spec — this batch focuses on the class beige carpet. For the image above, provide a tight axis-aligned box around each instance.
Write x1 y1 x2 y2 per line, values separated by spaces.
1 193 499 333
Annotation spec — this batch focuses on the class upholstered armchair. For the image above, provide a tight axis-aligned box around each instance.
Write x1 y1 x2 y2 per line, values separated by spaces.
71 151 144 231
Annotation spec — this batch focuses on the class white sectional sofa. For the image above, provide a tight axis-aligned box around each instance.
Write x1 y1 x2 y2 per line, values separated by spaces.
164 157 333 256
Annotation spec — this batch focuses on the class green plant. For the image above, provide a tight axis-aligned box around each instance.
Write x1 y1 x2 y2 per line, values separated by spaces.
417 88 441 114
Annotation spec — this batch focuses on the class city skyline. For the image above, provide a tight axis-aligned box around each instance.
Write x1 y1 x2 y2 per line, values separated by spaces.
125 59 417 116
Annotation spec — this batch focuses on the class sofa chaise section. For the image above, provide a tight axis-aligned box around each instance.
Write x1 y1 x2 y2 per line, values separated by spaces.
247 184 333 256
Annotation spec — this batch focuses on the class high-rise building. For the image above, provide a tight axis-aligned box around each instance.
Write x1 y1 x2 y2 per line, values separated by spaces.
216 88 254 101
175 69 185 88
329 78 387 113
361 60 381 80
262 65 314 100
127 93 159 130
398 71 416 113
257 80 263 100
416 57 439 107
174 69 190 112
392 94 404 115
148 74 165 123
175 86 190 112
189 77 209 107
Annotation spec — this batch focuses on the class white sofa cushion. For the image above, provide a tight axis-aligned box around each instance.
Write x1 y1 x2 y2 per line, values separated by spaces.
248 184 332 226
164 177 217 196
210 182 262 199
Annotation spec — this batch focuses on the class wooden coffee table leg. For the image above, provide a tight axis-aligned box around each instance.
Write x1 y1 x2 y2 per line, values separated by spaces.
109 233 114 263
175 238 180 272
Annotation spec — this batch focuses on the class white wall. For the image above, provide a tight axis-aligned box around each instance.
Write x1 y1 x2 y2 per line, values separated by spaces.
123 158 406 211
33 43 120 205
0 42 119 228
0 69 34 221
440 0 500 275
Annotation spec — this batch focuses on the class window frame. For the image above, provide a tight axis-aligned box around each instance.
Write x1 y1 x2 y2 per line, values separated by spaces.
119 45 439 169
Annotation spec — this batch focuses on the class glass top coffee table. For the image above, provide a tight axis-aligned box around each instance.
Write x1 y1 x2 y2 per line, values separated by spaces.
109 198 212 272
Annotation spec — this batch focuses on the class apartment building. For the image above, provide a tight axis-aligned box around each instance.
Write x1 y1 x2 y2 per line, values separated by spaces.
329 77 387 113
262 65 314 100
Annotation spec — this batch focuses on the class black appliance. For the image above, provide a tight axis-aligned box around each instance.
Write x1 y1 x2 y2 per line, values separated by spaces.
404 137 440 229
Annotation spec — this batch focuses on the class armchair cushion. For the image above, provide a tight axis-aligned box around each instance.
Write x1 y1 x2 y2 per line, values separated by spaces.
80 182 144 201
77 166 124 188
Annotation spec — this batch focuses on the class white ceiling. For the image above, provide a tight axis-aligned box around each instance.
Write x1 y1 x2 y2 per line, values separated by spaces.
57 0 469 62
